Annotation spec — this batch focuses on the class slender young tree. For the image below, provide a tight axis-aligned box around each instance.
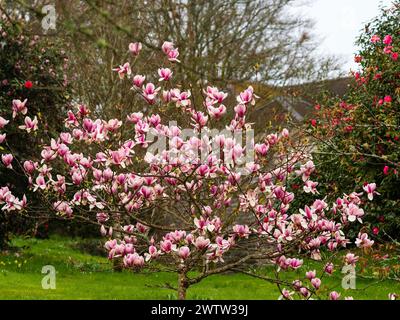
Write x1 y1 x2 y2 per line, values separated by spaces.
0 41 375 300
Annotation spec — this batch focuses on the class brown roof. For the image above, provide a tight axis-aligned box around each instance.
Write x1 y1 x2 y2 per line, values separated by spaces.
247 77 352 130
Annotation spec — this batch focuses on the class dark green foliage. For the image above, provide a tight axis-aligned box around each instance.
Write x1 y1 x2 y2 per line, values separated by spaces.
310 3 400 238
0 17 71 248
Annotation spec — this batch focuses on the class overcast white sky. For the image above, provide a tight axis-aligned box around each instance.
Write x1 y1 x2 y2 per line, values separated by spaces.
301 0 394 72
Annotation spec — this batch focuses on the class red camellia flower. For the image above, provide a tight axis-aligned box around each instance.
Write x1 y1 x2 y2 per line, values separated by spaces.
384 95 392 103
372 226 380 235
354 55 362 63
24 80 33 89
345 126 353 133
310 119 317 127
378 216 385 223
383 166 390 175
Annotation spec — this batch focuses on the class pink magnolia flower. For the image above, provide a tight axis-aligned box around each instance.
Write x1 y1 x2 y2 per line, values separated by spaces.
191 111 208 128
71 171 84 185
132 75 146 87
96 212 109 223
100 225 107 237
299 287 310 298
160 239 174 253
311 277 321 290
127 112 143 124
23 160 36 174
136 222 149 234
233 224 250 238
39 148 55 162
60 132 73 144
140 186 153 199
286 258 303 269
363 183 379 201
303 180 318 194
204 86 228 105
167 48 180 62
124 253 144 267
145 245 159 261
124 243 135 254
18 116 38 133
113 62 131 79
194 216 215 232
158 68 173 81
1 154 13 169
229 144 245 163
306 270 316 280
0 133 6 144
295 160 315 181
234 104 247 118
171 89 192 108
34 175 46 191
194 236 211 250
207 104 226 120
255 143 269 156
53 200 73 216
0 116 9 129
345 203 365 223
161 41 180 62
178 246 190 259
196 165 209 177
355 232 374 249
128 42 142 55
162 90 172 102
344 253 359 266
105 119 122 132
12 99 28 118
329 291 341 300
142 83 161 104
279 289 294 300
161 41 174 54
324 263 334 275
266 133 279 146
237 86 258 105
104 239 117 251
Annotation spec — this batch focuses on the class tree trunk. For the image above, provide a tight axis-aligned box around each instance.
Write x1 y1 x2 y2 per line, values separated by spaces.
177 267 188 300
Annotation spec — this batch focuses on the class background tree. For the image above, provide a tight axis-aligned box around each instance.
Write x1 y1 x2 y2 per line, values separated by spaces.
12 0 339 119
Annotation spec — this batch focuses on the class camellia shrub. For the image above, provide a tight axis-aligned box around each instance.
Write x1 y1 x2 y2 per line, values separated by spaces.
0 14 71 248
0 40 381 300
307 3 400 239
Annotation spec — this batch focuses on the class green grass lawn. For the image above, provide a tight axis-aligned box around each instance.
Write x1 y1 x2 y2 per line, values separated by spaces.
0 236 398 300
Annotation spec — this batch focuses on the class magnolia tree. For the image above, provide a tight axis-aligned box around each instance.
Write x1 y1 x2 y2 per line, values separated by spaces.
0 41 379 300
